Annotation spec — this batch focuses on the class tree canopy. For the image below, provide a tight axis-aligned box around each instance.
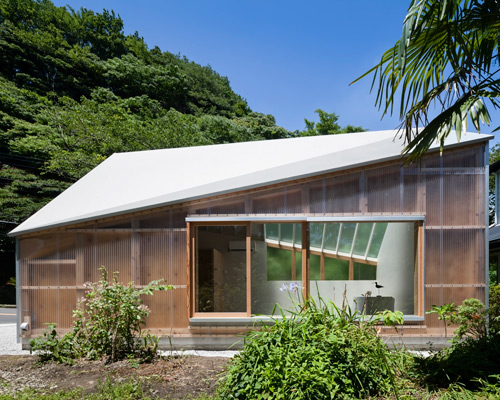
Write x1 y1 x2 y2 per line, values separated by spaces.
353 0 499 161
0 0 365 232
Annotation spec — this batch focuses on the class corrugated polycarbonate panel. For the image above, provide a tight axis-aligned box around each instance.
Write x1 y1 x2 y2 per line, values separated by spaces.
94 216 132 229
139 232 166 283
425 173 442 227
442 172 483 226
442 229 484 285
251 187 287 214
193 195 246 215
366 167 401 213
403 171 419 213
323 173 361 214
142 290 172 329
136 211 170 228
442 145 482 168
19 233 78 330
93 232 132 283
308 179 325 214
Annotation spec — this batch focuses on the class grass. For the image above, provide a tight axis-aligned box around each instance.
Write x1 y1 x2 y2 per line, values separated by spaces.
0 378 217 400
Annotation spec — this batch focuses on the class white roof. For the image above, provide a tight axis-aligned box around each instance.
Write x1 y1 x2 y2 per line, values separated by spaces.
10 130 491 236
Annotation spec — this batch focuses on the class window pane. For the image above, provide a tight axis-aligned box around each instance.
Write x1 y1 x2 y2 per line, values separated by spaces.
195 225 246 313
267 247 292 280
309 223 324 248
352 223 374 256
353 262 377 280
323 223 340 251
280 224 294 244
367 223 388 258
265 224 279 241
295 251 302 280
338 223 356 253
310 254 321 280
294 224 302 246
251 224 296 315
324 258 349 280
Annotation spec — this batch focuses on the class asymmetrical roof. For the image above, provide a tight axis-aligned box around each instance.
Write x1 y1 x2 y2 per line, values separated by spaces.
10 130 491 236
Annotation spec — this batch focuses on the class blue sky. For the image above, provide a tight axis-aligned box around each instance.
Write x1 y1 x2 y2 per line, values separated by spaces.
52 0 499 145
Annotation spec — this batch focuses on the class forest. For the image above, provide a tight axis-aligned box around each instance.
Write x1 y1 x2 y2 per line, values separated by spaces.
0 0 363 302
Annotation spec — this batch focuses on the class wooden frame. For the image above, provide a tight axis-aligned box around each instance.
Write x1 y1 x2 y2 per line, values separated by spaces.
187 219 425 319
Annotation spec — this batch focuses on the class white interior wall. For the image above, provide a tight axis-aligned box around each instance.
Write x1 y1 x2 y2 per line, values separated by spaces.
310 222 416 314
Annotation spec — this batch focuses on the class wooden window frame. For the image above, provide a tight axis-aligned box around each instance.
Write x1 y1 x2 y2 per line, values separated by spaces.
187 219 425 320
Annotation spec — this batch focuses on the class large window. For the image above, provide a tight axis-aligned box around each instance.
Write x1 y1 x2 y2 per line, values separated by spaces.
189 220 423 318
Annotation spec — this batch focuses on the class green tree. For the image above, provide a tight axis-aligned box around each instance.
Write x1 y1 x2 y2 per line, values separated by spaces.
302 109 365 136
354 0 499 161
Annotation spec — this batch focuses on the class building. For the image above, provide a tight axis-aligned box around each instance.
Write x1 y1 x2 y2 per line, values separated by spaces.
10 130 491 349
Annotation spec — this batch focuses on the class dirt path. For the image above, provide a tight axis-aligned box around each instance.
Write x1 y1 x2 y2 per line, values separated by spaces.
0 355 230 398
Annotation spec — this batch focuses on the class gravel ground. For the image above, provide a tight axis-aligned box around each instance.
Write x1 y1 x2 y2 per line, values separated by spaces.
0 324 31 356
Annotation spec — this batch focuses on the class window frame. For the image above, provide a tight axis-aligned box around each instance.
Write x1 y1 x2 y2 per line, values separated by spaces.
187 216 425 320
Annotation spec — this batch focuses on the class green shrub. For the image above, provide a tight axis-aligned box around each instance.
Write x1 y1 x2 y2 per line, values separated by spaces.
217 296 398 400
414 336 500 390
415 288 500 390
31 267 172 363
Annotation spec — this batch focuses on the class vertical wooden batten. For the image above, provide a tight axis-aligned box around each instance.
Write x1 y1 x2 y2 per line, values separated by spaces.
186 222 191 321
246 222 251 317
302 221 310 299
418 222 424 317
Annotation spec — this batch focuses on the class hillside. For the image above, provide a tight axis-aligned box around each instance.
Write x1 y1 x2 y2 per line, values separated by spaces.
0 0 363 301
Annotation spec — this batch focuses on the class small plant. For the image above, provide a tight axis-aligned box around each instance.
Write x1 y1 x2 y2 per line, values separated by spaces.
449 298 487 342
29 323 74 364
31 266 173 363
426 303 456 338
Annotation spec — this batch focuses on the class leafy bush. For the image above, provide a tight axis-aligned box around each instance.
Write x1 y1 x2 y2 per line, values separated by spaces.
31 267 172 363
217 296 399 400
414 287 500 390
414 336 500 390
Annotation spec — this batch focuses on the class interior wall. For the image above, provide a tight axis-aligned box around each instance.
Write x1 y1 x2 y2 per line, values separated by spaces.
377 222 415 314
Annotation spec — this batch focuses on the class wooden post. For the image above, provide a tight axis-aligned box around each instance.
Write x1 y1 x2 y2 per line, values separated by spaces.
186 222 191 320
320 254 325 280
246 222 251 317
418 223 424 316
301 221 309 299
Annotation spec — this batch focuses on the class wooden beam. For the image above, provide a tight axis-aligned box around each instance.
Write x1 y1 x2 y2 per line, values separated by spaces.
246 222 251 317
349 260 354 280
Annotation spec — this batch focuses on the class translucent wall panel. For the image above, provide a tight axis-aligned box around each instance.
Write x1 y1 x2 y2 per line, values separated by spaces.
366 168 401 212
94 216 132 229
19 234 77 330
191 195 246 215
442 173 483 226
251 187 287 214
323 173 361 214
136 211 170 228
